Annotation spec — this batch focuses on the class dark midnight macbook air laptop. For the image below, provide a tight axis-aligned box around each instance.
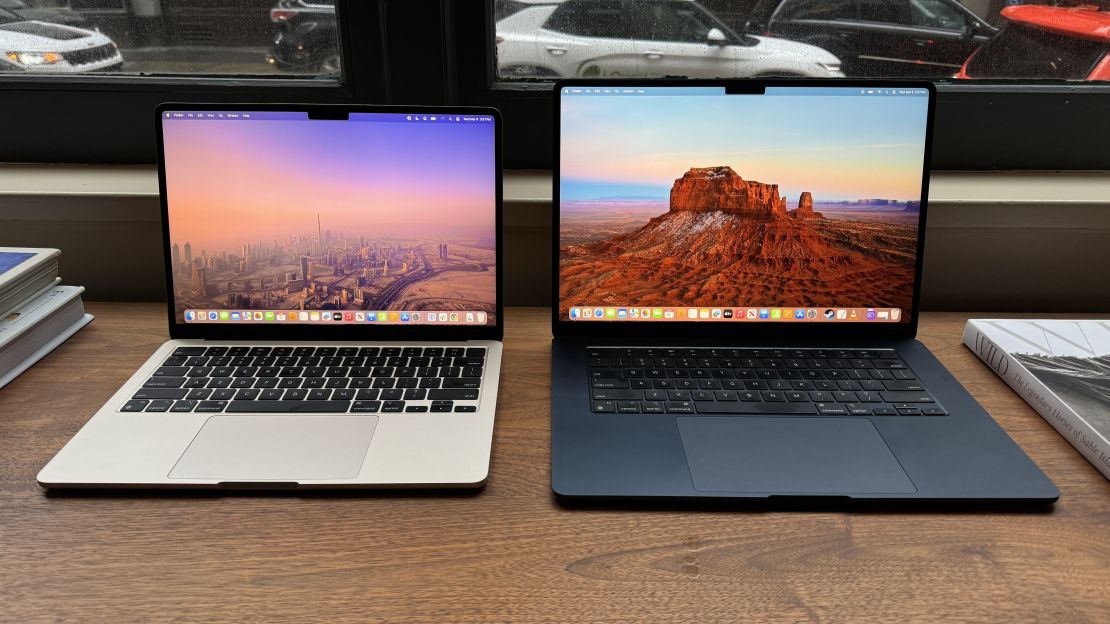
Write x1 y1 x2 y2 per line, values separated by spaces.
39 103 503 489
550 79 1058 503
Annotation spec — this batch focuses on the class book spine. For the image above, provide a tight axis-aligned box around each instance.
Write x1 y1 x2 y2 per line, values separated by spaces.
963 321 1110 480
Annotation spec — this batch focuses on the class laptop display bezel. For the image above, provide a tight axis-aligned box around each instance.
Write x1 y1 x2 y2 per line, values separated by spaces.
551 78 934 341
156 102 504 342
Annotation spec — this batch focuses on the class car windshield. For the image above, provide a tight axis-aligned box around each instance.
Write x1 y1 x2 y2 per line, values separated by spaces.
966 22 1106 79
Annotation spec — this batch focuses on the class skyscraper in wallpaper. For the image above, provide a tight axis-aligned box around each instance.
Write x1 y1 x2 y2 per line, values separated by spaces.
161 111 498 325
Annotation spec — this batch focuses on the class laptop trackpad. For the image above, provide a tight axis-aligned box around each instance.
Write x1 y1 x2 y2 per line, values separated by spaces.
169 415 378 481
677 417 916 495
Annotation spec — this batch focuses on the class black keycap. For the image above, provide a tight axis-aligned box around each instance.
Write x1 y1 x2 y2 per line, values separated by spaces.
880 392 934 403
121 399 149 412
260 389 284 401
203 347 228 357
303 378 326 389
332 389 356 401
254 377 279 389
355 388 381 401
845 403 872 415
872 407 898 415
454 405 477 413
325 378 349 389
815 403 848 415
145 399 174 412
142 376 186 389
170 400 197 412
278 378 302 389
403 388 427 401
186 388 212 400
234 389 260 401
431 400 453 412
337 347 358 357
132 388 188 400
184 378 207 388
282 389 308 401
884 380 925 391
762 391 787 402
153 366 188 377
226 400 351 413
897 407 922 415
593 389 642 400
921 407 947 416
695 402 816 414
207 377 232 388
210 389 235 401
352 401 381 413
668 390 691 401
380 389 404 401
162 356 188 367
665 401 694 414
405 405 429 413
461 366 483 378
308 389 332 401
293 347 315 357
231 378 253 389
248 347 272 357
616 401 640 413
195 400 228 413
382 401 405 413
642 401 665 413
172 347 206 356
592 401 616 413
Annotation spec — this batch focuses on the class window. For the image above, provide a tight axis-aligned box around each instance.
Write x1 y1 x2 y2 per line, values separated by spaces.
473 0 1110 170
778 0 858 22
639 1 724 44
0 0 339 77
542 0 626 39
0 1 385 163
965 22 1107 79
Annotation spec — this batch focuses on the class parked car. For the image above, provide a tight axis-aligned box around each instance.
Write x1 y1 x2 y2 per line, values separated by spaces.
956 4 1110 80
0 0 89 29
496 0 844 78
744 0 996 77
268 0 339 73
0 20 121 73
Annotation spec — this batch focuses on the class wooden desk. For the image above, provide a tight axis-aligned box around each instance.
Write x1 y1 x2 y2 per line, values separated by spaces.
3 305 1108 623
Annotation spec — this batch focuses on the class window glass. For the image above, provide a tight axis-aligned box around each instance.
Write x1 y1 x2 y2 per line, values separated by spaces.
495 0 1110 81
908 0 968 30
641 1 721 43
964 23 1106 79
778 0 858 22
542 0 627 39
0 0 339 77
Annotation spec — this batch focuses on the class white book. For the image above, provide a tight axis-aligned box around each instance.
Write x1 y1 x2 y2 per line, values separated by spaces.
0 247 61 317
0 285 93 390
963 319 1110 481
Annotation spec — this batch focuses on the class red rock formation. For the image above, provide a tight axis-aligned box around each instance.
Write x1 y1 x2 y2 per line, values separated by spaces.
789 191 824 219
669 166 787 220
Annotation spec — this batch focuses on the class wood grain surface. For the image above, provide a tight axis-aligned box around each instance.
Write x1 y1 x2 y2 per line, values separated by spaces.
2 305 1108 623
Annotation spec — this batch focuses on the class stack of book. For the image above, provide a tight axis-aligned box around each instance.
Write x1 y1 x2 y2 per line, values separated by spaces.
0 248 93 389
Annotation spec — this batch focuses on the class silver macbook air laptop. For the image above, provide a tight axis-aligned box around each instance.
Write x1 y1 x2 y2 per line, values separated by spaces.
39 103 503 489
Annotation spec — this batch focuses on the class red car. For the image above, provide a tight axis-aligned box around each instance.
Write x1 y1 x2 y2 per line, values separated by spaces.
956 4 1110 80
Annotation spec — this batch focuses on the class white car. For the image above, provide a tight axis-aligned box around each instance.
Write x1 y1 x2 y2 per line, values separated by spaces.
0 20 122 73
496 0 843 79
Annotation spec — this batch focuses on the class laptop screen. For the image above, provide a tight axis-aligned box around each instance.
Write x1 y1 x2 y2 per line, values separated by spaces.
557 85 929 325
161 110 498 328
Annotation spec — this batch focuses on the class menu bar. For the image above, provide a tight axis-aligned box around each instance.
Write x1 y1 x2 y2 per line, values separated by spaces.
569 307 902 322
184 309 488 325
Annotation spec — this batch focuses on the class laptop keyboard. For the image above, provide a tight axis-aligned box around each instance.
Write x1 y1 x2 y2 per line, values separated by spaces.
122 345 486 414
588 347 946 416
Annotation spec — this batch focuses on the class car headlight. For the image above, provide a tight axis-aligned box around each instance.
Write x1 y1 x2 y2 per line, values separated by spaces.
818 62 841 72
6 51 62 65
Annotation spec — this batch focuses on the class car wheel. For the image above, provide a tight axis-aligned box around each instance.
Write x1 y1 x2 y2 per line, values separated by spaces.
501 64 560 79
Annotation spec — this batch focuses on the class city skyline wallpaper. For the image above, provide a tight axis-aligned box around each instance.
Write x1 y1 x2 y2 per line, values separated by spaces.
558 92 929 320
162 116 497 324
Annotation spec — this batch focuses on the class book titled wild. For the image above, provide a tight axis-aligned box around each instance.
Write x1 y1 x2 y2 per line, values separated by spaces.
964 319 1110 481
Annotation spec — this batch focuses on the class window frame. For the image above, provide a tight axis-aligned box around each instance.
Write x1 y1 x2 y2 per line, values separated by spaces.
451 0 1110 171
0 0 389 164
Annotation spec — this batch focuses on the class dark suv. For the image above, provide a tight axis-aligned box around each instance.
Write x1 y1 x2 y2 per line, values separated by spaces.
745 0 996 77
268 0 338 73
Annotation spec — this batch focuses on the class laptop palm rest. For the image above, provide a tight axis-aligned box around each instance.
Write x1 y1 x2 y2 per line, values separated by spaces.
169 415 378 481
676 417 916 495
